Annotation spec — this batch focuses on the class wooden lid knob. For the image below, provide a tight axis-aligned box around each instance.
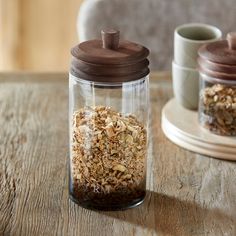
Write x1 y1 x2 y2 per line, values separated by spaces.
227 32 236 50
101 29 120 50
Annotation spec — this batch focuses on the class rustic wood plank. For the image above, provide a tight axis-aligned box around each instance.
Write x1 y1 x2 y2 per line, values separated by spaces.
20 0 83 71
0 0 22 70
0 0 83 71
0 72 235 236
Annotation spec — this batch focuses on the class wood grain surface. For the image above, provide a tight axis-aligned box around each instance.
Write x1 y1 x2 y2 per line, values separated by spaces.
0 72 235 236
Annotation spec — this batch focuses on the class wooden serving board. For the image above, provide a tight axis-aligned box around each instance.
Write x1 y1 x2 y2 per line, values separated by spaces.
161 98 236 161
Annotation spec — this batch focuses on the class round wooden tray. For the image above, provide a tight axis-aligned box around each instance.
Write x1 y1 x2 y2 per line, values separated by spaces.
161 98 236 161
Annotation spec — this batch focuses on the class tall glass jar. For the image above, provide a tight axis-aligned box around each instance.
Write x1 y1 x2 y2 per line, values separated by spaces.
69 30 150 210
198 32 236 136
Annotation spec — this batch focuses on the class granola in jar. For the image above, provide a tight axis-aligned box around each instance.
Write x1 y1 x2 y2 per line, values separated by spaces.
199 84 236 136
70 106 147 209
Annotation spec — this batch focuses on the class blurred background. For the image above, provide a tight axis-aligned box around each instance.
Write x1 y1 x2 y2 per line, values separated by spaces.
0 0 235 72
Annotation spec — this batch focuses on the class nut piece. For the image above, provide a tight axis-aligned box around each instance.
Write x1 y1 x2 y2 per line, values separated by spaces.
113 164 126 172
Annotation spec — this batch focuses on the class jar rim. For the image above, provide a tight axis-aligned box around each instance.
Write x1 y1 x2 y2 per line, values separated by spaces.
200 72 236 85
69 73 149 88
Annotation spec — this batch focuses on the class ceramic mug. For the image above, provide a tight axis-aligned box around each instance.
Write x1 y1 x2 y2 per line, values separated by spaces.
172 61 199 110
174 23 222 68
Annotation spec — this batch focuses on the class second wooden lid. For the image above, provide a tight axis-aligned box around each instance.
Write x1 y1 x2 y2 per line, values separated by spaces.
198 32 236 80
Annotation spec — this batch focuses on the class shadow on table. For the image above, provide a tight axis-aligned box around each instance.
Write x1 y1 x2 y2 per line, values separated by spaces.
101 191 235 235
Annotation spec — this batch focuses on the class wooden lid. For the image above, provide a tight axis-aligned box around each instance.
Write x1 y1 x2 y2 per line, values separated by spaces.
70 29 150 83
198 32 236 80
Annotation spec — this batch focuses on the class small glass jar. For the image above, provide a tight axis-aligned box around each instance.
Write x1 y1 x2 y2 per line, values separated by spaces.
198 32 236 136
69 30 150 210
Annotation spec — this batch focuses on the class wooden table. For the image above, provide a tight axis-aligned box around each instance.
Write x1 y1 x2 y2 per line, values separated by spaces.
0 72 235 236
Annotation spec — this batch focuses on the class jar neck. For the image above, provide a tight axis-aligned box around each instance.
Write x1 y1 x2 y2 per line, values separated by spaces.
69 73 149 89
200 72 236 85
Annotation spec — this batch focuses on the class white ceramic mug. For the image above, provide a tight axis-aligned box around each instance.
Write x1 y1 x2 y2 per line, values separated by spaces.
174 23 222 68
172 61 199 110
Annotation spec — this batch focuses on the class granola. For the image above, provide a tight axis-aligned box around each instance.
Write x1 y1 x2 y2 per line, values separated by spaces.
70 106 147 208
199 84 236 136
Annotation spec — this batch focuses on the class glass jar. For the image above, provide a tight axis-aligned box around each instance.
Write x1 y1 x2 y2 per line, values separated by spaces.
198 32 236 136
69 30 150 210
